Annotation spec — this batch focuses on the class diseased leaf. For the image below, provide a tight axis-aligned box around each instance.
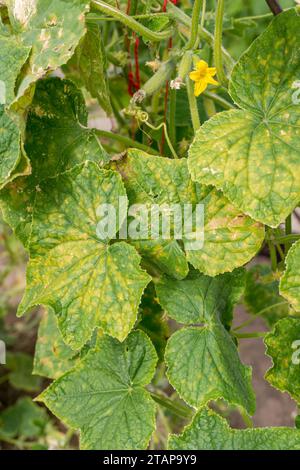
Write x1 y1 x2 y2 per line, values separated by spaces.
280 240 300 312
188 10 300 227
265 317 300 404
115 150 264 278
38 331 157 450
25 77 109 177
64 22 112 114
0 104 22 189
156 270 255 414
156 268 245 328
0 34 30 105
18 162 151 349
6 0 90 98
33 308 78 379
0 397 48 440
168 407 300 450
244 264 290 327
0 77 109 245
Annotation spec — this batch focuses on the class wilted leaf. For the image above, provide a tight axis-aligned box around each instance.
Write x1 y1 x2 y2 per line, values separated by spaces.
64 22 112 114
0 77 108 245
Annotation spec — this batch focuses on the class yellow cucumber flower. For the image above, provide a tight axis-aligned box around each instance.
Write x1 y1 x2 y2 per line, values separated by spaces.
189 60 219 97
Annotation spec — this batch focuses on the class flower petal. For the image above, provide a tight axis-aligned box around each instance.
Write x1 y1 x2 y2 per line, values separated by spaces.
196 60 208 73
194 79 208 96
206 76 219 86
189 71 201 82
207 67 217 76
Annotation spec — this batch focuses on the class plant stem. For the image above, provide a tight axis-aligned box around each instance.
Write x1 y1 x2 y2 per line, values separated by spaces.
214 0 228 87
93 129 158 155
185 0 203 50
91 1 172 42
239 407 253 428
285 214 292 254
167 3 235 69
186 76 201 132
267 228 278 271
150 391 193 419
267 234 300 244
169 87 176 147
203 90 235 109
233 301 289 331
265 0 282 15
233 331 266 339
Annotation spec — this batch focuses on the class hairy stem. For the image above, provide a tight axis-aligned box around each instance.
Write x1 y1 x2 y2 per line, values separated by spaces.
150 391 193 419
233 301 289 331
169 87 177 146
186 77 201 132
203 90 235 109
91 1 172 41
93 129 158 155
167 3 235 69
233 331 266 339
185 0 203 49
214 0 228 87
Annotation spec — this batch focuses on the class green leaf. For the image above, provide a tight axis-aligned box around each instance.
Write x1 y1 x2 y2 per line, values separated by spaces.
0 104 22 189
115 149 264 278
33 308 78 379
64 23 112 114
6 0 90 98
156 270 255 414
0 77 109 245
280 240 300 312
188 9 300 227
0 34 30 105
265 317 300 404
244 264 290 327
0 397 48 440
6 352 42 392
38 331 157 450
18 162 151 349
168 407 300 450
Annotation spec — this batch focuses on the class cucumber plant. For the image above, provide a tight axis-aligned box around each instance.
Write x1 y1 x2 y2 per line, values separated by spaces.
0 0 300 450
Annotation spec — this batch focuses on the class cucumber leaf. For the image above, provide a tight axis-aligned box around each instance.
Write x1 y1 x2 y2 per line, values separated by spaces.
18 162 151 350
188 10 300 227
265 317 300 404
38 331 157 450
156 269 255 414
280 240 300 312
169 407 300 450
